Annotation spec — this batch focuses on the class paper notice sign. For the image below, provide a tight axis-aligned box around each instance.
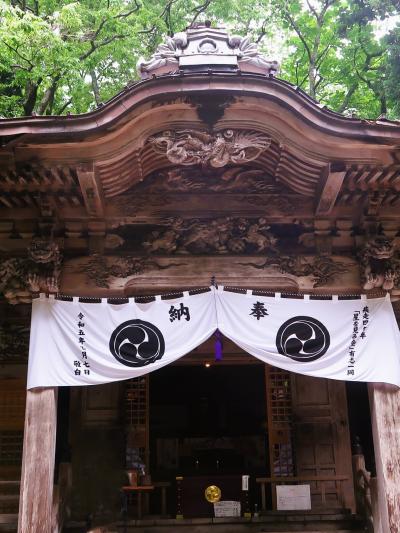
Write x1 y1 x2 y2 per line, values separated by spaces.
276 485 311 510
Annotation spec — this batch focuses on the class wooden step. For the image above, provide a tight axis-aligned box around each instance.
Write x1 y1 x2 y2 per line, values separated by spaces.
0 513 18 533
0 491 19 515
66 514 367 533
0 483 19 494
0 515 17 525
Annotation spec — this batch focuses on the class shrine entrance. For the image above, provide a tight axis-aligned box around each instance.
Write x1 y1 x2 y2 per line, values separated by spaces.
149 363 267 517
123 337 356 518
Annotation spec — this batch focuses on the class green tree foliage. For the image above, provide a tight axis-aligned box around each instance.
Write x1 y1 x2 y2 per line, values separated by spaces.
0 0 398 118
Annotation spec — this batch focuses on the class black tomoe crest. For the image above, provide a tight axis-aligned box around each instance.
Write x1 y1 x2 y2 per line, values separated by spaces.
109 320 165 367
276 316 330 362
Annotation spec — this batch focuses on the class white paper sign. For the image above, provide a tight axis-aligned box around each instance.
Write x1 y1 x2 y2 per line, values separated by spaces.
214 501 241 517
276 485 311 510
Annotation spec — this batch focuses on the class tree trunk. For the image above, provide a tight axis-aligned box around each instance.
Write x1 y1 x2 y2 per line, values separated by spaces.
90 70 102 106
23 80 40 116
37 76 60 116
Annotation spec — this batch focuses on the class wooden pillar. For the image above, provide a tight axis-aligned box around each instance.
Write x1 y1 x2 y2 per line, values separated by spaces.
18 387 58 533
368 383 400 533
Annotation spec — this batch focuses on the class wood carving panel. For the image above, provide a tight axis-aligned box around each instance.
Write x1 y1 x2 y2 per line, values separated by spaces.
0 237 62 304
62 254 360 296
148 130 271 168
122 165 295 195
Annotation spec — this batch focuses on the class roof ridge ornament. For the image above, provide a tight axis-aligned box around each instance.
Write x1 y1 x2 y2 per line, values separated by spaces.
138 24 279 79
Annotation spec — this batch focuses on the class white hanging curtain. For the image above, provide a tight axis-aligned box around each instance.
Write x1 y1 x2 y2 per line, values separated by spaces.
27 287 400 389
215 287 400 387
27 290 217 389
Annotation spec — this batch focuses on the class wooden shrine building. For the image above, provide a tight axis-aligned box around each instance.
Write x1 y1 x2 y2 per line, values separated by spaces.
1 22 400 533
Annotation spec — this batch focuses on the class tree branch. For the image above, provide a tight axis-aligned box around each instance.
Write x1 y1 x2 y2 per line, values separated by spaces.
37 74 61 115
56 98 72 115
305 0 319 20
79 34 127 61
189 0 212 28
315 73 324 90
2 41 34 70
113 1 141 19
282 7 312 62
338 83 357 113
315 43 332 68
137 24 157 35
256 18 268 44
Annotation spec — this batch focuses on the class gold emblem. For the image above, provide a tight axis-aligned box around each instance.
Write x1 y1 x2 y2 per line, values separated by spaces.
205 485 221 503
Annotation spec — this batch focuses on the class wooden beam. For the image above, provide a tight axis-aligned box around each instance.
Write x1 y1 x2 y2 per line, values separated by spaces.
316 163 347 215
368 383 400 532
18 387 58 533
76 163 105 217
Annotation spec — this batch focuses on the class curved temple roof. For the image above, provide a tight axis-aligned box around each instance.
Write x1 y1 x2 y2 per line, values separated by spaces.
0 25 400 301
0 23 399 142
0 24 399 228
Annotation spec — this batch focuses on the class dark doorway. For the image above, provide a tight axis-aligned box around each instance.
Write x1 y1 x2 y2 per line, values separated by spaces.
346 382 375 474
149 364 268 516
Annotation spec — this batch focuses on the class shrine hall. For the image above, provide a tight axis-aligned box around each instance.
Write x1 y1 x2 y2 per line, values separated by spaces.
1 23 400 533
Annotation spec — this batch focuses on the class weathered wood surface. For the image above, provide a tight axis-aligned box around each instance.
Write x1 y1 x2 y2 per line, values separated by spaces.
368 383 400 533
291 376 355 512
18 387 58 533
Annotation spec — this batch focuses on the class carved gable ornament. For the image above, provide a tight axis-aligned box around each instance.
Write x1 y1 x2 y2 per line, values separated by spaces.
138 23 279 78
148 129 271 168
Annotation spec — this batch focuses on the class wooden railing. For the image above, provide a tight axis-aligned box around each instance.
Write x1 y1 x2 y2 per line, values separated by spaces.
52 462 72 533
353 453 379 533
256 475 349 512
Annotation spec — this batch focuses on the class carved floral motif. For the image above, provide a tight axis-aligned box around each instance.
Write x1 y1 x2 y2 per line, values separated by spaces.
132 166 293 195
81 254 186 288
137 32 187 76
241 255 350 288
227 35 279 73
148 130 270 168
142 217 277 255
